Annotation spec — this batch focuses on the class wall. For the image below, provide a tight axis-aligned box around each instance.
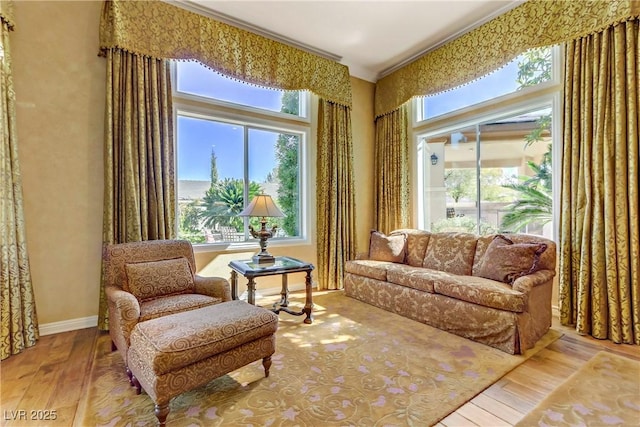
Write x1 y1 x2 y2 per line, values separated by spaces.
12 0 105 328
11 1 377 328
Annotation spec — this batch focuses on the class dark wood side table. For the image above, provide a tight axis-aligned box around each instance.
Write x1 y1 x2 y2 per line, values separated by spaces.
229 256 315 324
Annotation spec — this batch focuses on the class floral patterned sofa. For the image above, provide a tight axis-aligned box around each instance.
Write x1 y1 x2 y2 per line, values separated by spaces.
344 229 556 354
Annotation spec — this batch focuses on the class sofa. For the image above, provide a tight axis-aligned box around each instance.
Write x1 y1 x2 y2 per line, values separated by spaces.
344 229 556 354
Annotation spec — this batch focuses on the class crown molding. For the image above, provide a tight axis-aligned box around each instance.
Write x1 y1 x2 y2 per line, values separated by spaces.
377 0 526 79
169 0 343 63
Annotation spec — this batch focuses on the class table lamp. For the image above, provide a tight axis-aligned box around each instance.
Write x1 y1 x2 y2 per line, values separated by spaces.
238 193 285 264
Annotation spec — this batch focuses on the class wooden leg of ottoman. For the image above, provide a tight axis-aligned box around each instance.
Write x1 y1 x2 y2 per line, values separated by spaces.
263 355 272 377
155 403 170 427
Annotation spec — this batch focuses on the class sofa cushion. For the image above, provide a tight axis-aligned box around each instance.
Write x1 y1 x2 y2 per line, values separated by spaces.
369 230 407 263
125 257 195 301
391 229 431 267
433 276 526 313
422 232 478 276
387 264 455 293
345 260 396 281
475 235 548 284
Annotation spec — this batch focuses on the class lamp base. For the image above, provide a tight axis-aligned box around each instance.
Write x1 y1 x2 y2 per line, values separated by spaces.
252 252 275 264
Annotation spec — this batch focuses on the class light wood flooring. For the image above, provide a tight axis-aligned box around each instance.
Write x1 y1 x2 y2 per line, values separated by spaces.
1 311 638 426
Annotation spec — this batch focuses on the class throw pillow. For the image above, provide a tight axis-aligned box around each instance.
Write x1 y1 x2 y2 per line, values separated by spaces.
476 235 547 284
124 257 195 301
368 230 407 263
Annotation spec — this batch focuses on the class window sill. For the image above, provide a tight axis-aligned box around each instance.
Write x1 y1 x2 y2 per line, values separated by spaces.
192 237 311 254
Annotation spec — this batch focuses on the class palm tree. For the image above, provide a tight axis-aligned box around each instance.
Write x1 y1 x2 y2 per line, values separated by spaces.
500 144 552 232
200 178 261 230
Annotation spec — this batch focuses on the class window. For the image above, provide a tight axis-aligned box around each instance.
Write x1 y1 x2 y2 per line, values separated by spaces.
417 47 553 121
416 46 559 239
176 61 307 118
174 61 308 246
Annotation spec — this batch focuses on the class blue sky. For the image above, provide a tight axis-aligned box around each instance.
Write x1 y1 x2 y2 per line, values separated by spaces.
423 60 522 119
176 61 288 182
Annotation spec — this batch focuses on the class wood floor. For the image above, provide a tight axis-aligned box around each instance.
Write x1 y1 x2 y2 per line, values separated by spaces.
1 315 638 426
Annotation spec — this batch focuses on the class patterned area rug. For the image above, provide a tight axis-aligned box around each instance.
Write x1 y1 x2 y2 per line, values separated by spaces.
79 291 560 426
516 351 640 426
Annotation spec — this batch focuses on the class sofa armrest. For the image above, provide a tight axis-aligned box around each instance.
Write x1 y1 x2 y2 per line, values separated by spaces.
105 285 140 342
512 269 555 294
194 275 232 302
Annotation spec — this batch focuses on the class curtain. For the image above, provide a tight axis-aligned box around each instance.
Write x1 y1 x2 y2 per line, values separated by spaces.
317 99 356 290
99 0 351 108
98 49 175 330
374 105 410 233
559 18 640 344
0 4 39 360
375 0 640 117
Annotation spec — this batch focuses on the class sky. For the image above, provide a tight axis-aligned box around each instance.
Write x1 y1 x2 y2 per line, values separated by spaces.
176 61 293 182
422 59 523 119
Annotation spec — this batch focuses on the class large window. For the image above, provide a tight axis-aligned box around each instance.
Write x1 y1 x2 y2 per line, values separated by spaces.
174 61 308 245
416 46 559 239
417 47 553 121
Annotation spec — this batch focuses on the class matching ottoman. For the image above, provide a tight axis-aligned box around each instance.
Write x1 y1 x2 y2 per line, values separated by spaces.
127 300 279 426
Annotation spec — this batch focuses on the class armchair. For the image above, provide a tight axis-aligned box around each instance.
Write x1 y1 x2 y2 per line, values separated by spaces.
103 239 231 382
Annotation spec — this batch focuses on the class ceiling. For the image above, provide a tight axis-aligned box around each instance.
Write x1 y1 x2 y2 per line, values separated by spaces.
180 0 523 82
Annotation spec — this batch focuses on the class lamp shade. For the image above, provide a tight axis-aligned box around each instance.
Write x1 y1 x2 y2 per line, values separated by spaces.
238 194 284 218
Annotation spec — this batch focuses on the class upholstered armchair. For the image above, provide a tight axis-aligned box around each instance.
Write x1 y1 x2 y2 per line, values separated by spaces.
103 239 231 380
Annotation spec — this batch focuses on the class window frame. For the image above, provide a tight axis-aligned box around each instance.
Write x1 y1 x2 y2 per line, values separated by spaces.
172 63 311 253
413 45 563 242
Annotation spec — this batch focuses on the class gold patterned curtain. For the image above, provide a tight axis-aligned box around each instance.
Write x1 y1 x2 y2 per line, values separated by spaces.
98 49 175 330
99 0 351 108
374 104 410 232
0 2 39 360
559 18 640 345
375 0 640 117
317 99 356 290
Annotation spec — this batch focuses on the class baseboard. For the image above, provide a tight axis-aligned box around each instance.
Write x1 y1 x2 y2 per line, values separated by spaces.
37 283 310 336
39 316 98 336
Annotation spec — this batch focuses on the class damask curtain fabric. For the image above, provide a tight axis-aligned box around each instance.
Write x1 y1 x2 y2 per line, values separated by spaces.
559 18 640 345
99 0 351 108
317 100 356 290
0 4 39 360
98 49 176 330
375 0 640 117
374 105 410 233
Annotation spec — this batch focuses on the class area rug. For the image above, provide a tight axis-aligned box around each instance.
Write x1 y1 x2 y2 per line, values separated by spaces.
516 351 640 426
79 291 560 427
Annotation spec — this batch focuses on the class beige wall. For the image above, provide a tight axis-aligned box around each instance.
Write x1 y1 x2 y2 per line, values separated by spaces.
350 77 376 253
12 1 376 326
13 1 105 325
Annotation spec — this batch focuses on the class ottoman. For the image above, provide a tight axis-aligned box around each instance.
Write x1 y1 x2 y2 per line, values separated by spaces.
127 300 279 426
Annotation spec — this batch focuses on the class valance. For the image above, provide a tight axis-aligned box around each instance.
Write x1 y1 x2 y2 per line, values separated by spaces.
99 0 352 107
375 0 640 118
0 0 14 30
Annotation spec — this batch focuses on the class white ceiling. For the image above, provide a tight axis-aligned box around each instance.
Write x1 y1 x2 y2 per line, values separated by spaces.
180 0 523 82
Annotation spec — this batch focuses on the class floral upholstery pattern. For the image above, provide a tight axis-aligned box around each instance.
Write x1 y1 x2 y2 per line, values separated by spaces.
344 230 557 354
344 259 395 281
475 235 547 284
422 232 478 275
392 229 431 267
433 276 526 313
125 257 195 300
344 274 523 354
127 301 278 422
368 230 407 262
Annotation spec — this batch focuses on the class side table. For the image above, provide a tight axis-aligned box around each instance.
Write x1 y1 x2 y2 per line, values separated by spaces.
229 256 315 324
